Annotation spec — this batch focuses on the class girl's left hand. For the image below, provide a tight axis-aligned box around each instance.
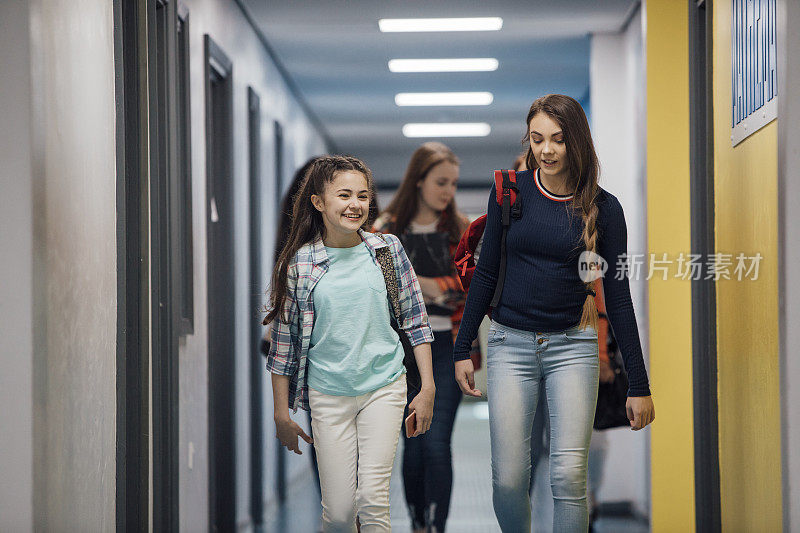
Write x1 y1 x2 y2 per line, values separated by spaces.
407 387 435 437
626 395 655 430
599 360 616 383
416 276 443 303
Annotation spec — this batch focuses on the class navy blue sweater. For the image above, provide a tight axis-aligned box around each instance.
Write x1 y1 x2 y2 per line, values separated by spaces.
453 169 651 397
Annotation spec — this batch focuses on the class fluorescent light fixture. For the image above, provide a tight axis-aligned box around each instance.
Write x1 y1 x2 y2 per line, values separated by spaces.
388 58 499 73
402 123 491 138
379 17 503 32
395 92 494 106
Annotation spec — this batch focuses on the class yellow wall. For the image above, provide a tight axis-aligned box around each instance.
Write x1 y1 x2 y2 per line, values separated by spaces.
712 2 782 530
646 1 696 531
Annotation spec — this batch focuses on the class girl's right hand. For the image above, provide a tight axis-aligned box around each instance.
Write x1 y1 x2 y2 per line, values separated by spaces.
274 412 313 454
626 396 655 431
455 359 482 397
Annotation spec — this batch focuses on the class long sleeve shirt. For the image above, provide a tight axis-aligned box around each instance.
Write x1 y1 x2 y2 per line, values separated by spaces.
453 169 651 397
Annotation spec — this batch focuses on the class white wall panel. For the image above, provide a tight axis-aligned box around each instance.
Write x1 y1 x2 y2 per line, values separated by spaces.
0 1 35 530
28 0 118 529
777 0 800 528
590 5 651 518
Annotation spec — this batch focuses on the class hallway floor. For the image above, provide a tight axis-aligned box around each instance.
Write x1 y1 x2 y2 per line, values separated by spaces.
265 401 649 532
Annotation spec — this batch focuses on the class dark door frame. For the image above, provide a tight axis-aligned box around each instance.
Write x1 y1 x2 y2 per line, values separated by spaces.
176 2 195 336
273 120 285 214
204 34 237 532
148 0 181 529
113 0 149 530
272 119 287 502
247 87 265 526
689 1 721 531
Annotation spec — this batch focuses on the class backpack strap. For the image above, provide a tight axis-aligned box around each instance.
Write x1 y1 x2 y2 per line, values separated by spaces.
490 169 521 308
374 235 402 323
494 170 516 205
374 235 422 392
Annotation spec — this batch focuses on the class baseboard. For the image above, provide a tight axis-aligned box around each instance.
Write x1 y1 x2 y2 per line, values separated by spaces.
595 500 649 524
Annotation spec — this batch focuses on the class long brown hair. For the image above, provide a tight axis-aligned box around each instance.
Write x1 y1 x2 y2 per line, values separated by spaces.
274 157 320 261
383 142 465 242
265 155 377 323
523 94 600 330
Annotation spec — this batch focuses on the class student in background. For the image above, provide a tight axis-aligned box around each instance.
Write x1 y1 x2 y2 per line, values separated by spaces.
374 142 470 533
587 280 616 531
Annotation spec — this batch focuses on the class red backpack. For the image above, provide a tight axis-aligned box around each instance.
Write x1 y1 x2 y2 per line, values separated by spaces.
454 170 522 312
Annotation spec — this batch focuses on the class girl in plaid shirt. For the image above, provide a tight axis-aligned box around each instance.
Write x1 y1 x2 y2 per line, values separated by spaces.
264 156 436 532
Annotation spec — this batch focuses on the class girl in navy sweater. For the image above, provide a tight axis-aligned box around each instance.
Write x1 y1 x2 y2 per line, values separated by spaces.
453 94 655 532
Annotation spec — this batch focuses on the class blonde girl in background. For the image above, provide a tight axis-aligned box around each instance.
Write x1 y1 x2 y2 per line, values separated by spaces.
374 142 470 533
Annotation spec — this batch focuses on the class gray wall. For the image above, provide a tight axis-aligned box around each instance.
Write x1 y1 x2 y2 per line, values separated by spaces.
778 0 800 529
0 1 35 530
0 0 121 530
32 0 119 529
179 1 326 530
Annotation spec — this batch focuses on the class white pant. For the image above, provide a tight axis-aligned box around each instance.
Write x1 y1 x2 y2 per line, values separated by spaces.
309 375 407 533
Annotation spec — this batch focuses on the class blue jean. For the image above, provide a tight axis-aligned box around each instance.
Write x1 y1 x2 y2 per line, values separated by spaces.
529 385 549 494
402 330 462 532
486 320 599 533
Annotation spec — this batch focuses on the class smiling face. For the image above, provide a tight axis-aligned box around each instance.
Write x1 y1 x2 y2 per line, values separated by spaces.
528 111 569 183
418 160 459 213
310 170 370 243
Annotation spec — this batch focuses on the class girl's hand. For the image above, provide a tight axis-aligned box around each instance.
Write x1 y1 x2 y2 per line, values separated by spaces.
417 276 443 303
599 360 616 384
274 412 313 454
407 387 435 437
626 396 655 430
455 359 482 397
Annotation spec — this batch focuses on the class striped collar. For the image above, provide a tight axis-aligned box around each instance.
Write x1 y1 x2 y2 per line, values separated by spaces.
308 228 388 266
535 168 574 202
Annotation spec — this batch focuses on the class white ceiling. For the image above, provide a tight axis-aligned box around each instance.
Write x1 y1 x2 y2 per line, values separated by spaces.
240 0 639 186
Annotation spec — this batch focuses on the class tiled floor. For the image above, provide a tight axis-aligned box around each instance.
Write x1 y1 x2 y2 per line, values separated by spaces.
267 400 649 532
389 401 498 532
261 469 322 533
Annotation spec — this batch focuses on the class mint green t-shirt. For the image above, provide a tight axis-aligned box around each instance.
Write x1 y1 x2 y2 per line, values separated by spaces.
306 242 406 396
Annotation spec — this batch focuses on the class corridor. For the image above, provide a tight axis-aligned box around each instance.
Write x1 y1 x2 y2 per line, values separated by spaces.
2 0 799 532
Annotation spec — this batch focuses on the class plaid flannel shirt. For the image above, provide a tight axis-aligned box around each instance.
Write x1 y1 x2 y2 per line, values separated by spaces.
265 229 434 412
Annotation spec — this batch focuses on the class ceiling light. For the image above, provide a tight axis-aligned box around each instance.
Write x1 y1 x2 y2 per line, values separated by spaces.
379 17 503 32
388 58 499 73
402 123 491 138
395 92 494 106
